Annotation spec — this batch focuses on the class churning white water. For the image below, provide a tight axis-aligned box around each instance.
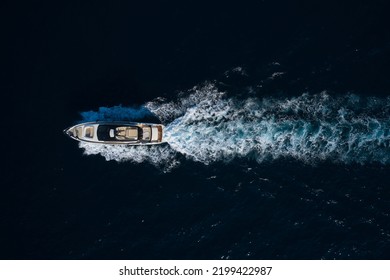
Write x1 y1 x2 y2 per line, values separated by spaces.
79 83 390 170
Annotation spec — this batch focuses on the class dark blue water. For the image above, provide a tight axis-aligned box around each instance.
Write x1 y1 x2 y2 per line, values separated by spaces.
3 0 390 259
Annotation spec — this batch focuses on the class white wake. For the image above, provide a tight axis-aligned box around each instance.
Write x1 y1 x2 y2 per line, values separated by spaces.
78 83 390 170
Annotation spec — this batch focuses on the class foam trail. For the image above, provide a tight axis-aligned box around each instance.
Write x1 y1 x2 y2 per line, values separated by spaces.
79 84 390 169
80 142 179 171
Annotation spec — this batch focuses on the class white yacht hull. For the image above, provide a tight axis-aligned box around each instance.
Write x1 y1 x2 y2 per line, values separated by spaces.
64 122 165 145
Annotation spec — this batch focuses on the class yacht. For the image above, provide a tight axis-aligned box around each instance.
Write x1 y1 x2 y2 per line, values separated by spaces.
64 122 165 145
